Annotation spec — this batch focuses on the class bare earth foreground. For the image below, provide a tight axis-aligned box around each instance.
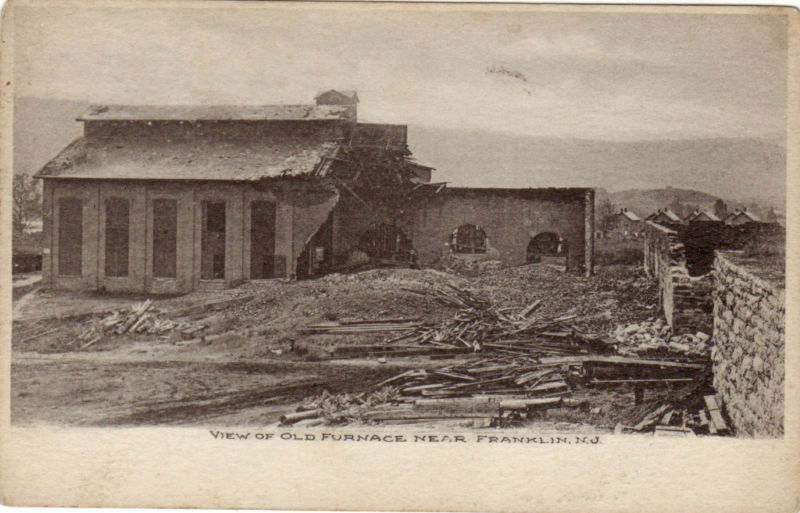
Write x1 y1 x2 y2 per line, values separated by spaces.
13 264 710 431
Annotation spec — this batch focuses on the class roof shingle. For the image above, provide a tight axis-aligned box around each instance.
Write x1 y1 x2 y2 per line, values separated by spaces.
78 104 351 122
36 132 340 181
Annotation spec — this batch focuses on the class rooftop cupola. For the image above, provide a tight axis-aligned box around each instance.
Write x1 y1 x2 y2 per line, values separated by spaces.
314 89 358 121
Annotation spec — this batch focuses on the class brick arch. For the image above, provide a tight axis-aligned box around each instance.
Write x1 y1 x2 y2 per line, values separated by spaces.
527 231 567 263
449 223 488 254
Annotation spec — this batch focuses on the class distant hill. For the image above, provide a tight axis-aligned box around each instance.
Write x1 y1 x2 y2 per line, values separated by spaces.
14 96 786 215
408 125 786 211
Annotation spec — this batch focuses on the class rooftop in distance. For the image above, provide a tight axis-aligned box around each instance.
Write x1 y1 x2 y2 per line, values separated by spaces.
78 104 352 122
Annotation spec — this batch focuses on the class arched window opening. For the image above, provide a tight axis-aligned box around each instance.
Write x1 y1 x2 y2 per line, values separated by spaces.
358 223 413 260
451 224 488 254
527 232 567 263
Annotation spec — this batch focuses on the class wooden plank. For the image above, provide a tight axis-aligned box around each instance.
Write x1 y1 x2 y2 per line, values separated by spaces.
708 409 728 432
698 408 710 427
704 395 720 412
589 378 695 385
519 299 542 318
654 426 695 437
703 409 718 434
528 381 568 394
540 355 705 369
374 369 419 388
499 397 563 410
366 412 495 421
401 384 444 394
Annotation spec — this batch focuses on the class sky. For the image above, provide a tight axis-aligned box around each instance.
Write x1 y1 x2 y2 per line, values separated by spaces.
12 3 789 142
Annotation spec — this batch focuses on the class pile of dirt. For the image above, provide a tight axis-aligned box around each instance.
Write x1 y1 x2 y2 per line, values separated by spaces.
471 264 658 334
13 265 658 360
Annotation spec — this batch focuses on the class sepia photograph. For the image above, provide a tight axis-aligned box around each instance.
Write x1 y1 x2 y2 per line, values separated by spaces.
1 1 798 510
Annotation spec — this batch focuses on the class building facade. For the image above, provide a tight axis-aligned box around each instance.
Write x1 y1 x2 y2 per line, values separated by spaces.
36 91 596 293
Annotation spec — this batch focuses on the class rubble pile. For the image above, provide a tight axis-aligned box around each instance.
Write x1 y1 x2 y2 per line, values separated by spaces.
305 284 616 359
279 351 716 431
616 394 729 436
612 318 711 358
288 279 728 433
280 388 403 426
77 300 206 350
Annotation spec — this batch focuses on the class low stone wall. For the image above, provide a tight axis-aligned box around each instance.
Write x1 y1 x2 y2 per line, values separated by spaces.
643 221 713 334
712 251 785 437
672 272 714 335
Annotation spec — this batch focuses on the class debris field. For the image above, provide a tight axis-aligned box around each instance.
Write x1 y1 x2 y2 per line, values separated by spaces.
12 264 731 433
279 277 726 435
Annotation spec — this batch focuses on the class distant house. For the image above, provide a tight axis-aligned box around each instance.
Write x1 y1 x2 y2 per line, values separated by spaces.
607 208 643 238
684 209 721 224
646 208 683 226
724 208 761 225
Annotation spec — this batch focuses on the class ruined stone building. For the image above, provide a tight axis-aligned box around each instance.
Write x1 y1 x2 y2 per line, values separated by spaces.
35 90 596 293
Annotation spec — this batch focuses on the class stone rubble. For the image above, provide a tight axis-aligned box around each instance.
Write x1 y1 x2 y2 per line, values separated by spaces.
612 317 710 358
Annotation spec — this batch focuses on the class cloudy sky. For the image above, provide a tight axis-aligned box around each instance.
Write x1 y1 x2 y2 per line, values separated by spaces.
12 3 789 142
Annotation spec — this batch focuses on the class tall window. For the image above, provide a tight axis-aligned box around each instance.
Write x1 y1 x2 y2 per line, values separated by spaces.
104 198 130 277
153 199 178 278
250 200 278 279
451 224 487 254
58 197 83 276
201 201 226 279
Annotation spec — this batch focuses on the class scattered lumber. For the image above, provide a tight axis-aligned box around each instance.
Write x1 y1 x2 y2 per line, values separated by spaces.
76 300 207 344
301 319 421 334
285 283 720 429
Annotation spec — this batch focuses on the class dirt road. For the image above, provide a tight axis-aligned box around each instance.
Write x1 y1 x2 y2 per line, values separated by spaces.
12 350 416 426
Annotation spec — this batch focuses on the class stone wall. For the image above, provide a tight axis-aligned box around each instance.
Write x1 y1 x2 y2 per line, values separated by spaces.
712 251 785 437
643 221 713 334
404 188 593 273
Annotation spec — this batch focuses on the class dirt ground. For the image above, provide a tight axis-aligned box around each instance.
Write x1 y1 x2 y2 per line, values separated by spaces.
11 263 676 428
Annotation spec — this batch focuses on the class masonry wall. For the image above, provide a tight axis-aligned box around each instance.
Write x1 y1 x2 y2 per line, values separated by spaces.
41 178 337 293
643 221 713 334
712 251 785 437
404 188 592 272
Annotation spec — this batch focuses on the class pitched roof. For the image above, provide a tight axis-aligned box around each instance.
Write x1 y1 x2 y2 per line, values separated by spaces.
620 210 641 221
36 132 340 181
652 209 681 222
78 104 351 122
685 210 721 222
725 209 761 223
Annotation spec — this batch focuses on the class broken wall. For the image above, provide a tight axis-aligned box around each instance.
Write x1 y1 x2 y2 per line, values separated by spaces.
643 221 713 334
712 251 785 437
403 188 591 271
328 193 400 269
